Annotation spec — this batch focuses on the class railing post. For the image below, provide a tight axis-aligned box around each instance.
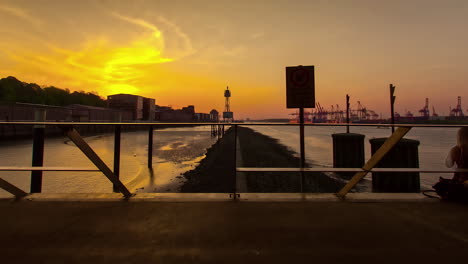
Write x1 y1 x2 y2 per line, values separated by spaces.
148 124 153 169
233 124 238 198
31 108 46 193
113 124 121 192
299 108 305 192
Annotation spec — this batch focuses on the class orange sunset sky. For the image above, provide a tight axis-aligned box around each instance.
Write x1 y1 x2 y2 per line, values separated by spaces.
0 0 467 119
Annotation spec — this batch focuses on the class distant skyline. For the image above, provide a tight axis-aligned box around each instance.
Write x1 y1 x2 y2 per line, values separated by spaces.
0 0 467 118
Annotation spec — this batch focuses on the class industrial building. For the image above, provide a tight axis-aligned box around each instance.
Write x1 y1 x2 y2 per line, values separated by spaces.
0 102 71 121
142 98 156 121
107 94 156 121
155 105 195 122
155 105 220 123
0 102 135 122
210 109 219 122
67 104 133 122
1 91 220 125
0 102 132 138
194 113 211 122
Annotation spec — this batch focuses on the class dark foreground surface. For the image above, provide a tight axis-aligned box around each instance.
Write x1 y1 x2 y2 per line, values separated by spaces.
1 200 467 263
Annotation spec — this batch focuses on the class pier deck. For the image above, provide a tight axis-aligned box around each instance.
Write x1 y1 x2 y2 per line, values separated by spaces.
1 194 467 263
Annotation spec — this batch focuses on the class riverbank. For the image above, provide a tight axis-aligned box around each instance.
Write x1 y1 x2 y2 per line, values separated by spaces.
181 128 236 192
181 127 345 193
0 123 206 141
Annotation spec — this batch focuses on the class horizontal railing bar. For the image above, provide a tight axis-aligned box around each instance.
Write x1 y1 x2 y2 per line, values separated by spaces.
0 121 467 128
0 167 100 171
236 167 468 173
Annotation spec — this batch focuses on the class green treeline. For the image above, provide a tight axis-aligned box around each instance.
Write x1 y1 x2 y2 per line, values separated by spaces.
0 76 106 107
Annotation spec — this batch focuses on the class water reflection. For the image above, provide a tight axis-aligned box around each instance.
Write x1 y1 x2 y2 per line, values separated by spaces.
0 126 217 197
250 125 458 188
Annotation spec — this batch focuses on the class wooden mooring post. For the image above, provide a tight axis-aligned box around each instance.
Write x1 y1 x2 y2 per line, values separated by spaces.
337 126 412 198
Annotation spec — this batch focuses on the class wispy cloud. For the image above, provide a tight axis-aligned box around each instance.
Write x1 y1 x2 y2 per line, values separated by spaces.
158 16 196 57
250 32 265 39
5 12 176 95
0 4 43 28
111 12 163 39
2 8 198 96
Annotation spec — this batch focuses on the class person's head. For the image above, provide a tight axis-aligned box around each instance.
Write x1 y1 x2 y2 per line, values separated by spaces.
457 127 468 147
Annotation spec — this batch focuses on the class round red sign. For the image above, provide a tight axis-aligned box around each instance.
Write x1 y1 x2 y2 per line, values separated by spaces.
290 68 309 87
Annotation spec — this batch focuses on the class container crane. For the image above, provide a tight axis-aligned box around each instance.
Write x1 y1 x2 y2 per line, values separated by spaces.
335 104 344 122
418 98 430 118
356 101 370 120
289 110 312 123
432 106 438 117
367 110 379 120
450 96 464 117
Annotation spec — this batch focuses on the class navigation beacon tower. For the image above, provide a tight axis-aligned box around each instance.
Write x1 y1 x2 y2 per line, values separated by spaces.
223 86 234 122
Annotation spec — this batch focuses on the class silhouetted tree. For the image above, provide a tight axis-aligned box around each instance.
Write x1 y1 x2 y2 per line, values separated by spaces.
0 76 106 107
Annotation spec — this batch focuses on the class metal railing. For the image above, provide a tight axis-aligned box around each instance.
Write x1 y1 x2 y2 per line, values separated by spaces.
1 121 467 200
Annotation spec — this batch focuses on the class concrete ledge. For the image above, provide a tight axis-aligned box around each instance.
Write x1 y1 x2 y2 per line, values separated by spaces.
131 193 232 202
24 193 126 202
7 193 232 202
239 193 437 202
0 192 439 202
0 195 465 263
343 193 438 202
239 193 340 202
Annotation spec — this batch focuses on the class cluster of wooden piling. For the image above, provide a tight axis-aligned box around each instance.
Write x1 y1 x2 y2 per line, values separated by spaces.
210 124 225 137
332 132 420 193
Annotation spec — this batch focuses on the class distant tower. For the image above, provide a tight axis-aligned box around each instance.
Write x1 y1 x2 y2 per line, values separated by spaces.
223 86 234 122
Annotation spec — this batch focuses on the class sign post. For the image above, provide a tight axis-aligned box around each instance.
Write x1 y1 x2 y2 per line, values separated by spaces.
286 65 315 192
390 84 396 133
346 94 350 133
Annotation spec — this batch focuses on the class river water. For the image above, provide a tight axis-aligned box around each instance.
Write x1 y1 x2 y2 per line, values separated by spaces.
249 124 457 189
0 124 457 197
0 126 217 197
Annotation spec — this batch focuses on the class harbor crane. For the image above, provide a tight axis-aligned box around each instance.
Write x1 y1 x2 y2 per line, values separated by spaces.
432 106 438 117
334 104 344 122
450 96 464 117
405 111 414 118
418 98 430 117
292 100 379 123
289 110 312 123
